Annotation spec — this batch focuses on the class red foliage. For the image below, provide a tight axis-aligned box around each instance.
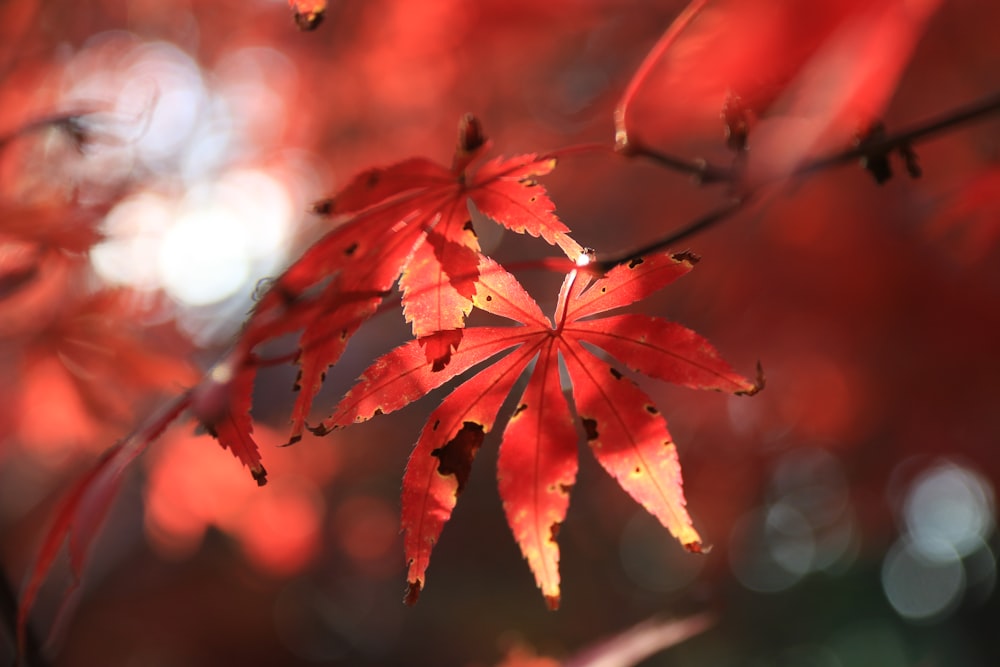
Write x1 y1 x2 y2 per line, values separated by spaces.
213 113 583 460
325 252 758 606
3 0 1000 664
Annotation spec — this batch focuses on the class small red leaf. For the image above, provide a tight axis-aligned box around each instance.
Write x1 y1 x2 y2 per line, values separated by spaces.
18 393 191 655
470 155 582 259
570 314 759 394
566 251 696 322
402 344 538 602
472 256 551 327
323 326 528 430
199 362 267 485
562 339 701 549
497 341 578 608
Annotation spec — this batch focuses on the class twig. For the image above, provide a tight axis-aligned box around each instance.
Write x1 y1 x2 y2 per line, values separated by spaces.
598 90 1000 267
795 90 1000 177
597 196 746 270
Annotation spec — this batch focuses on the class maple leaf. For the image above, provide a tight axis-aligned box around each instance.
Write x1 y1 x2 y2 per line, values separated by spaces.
322 251 760 607
17 394 191 657
228 114 582 448
617 0 942 186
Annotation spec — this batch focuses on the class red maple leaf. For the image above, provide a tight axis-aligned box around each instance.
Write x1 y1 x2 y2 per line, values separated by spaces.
321 251 760 608
219 115 582 452
617 0 942 186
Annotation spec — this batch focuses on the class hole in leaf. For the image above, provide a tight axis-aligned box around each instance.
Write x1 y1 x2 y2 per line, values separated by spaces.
628 257 644 268
431 421 485 494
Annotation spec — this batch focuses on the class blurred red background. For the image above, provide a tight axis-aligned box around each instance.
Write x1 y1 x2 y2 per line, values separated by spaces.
1 0 999 665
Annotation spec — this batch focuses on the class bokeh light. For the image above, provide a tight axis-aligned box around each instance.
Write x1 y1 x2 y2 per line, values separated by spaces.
730 447 858 592
903 461 995 560
882 460 997 623
882 537 965 622
60 30 310 335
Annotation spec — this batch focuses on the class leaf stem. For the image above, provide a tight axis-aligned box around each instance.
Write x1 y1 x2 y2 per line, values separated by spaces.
614 0 711 154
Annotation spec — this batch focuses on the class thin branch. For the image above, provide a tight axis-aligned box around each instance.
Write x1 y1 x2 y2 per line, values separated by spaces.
598 90 1000 266
597 197 746 271
795 90 1000 177
626 146 733 184
611 0 719 184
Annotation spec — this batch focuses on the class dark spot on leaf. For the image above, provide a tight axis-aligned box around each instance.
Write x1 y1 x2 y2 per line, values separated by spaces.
609 368 623 380
251 464 268 486
432 419 441 431
366 171 381 188
549 523 560 542
372 408 383 417
344 241 358 256
310 198 333 215
528 196 538 203
339 330 348 341
512 403 528 417
634 467 641 474
684 541 706 554
485 295 493 301
431 422 485 494
600 287 607 293
404 581 421 606
672 250 700 264
627 257 644 269
319 371 327 383
292 7 324 31
582 418 598 441
645 404 659 415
